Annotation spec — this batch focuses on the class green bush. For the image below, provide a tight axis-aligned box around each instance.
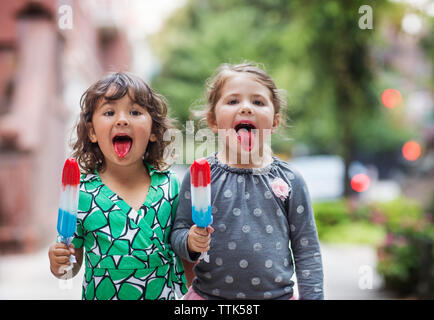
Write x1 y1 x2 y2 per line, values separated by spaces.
313 200 350 228
313 199 383 245
318 221 385 245
372 198 425 232
313 197 433 298
376 221 433 298
373 198 434 299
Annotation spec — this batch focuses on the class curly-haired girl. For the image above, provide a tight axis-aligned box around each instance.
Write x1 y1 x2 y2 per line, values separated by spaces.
48 72 187 300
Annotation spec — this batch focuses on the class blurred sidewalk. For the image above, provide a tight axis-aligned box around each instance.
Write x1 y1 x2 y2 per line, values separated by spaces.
320 243 395 299
0 245 84 299
0 242 396 300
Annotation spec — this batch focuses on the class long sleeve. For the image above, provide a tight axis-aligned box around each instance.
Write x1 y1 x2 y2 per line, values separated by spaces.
287 169 324 300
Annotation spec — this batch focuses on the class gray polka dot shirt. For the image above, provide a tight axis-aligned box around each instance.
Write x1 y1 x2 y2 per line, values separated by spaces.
171 154 324 300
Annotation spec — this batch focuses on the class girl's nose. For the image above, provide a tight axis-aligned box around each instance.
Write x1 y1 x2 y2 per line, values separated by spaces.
239 104 253 115
116 113 129 126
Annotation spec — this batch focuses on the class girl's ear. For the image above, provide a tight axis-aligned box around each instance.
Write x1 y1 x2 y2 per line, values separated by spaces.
206 112 218 134
149 133 157 142
87 122 98 143
271 113 280 134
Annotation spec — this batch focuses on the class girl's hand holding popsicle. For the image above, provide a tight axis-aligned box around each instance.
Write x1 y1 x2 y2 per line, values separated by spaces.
187 225 214 254
189 158 213 262
48 242 75 278
49 157 81 278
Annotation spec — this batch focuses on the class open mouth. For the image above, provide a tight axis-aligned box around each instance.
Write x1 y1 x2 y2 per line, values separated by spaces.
112 134 133 158
234 121 256 152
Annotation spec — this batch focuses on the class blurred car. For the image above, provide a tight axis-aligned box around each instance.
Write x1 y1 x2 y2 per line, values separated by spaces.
288 155 347 201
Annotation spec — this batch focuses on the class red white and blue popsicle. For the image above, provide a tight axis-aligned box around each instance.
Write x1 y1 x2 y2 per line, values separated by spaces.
190 158 212 261
57 158 80 246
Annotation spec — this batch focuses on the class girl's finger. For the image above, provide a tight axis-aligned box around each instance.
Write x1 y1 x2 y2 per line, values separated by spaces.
54 248 71 257
195 234 211 245
55 243 68 250
194 227 209 236
68 243 75 254
192 239 209 250
56 256 70 264
196 233 210 240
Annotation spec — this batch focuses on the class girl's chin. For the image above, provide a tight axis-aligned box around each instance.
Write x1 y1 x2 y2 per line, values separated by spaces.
224 146 262 165
107 151 144 166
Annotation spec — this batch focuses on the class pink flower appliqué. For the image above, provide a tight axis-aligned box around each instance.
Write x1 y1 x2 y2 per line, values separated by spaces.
270 178 290 200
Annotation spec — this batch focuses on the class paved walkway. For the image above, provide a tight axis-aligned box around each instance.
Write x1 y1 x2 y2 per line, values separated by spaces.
320 243 394 299
0 246 84 299
0 242 395 300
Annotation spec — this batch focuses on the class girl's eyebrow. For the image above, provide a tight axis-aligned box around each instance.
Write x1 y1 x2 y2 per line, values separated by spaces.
99 97 138 108
99 99 114 107
223 92 268 98
252 94 266 99
222 93 241 98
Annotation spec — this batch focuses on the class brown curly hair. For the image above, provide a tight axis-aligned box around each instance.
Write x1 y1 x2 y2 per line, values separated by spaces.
72 72 174 173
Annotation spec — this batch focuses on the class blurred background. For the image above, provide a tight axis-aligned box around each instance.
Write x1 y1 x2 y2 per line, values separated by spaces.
0 0 432 299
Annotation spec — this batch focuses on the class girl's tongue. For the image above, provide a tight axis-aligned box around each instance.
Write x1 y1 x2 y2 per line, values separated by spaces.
113 137 132 158
237 128 255 152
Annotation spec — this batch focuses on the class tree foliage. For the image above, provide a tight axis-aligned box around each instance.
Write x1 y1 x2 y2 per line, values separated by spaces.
150 0 419 194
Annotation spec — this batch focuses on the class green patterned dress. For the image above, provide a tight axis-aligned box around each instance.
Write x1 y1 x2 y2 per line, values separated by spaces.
71 163 187 300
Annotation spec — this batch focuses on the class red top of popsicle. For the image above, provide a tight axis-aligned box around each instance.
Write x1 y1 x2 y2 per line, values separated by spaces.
190 158 211 187
62 158 80 186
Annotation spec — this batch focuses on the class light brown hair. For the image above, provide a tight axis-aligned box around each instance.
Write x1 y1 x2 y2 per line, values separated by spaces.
204 62 287 126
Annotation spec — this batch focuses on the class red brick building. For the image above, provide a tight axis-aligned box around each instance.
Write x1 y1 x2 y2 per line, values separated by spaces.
0 0 132 253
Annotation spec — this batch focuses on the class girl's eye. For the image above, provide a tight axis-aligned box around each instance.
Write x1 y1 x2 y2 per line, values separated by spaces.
253 100 265 106
130 110 142 116
228 99 238 105
103 111 114 116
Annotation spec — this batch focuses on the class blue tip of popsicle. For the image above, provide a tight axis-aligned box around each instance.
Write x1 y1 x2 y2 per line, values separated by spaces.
192 206 212 228
57 208 77 239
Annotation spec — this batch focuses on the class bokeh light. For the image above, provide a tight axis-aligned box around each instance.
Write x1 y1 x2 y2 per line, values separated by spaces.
381 89 402 108
351 173 371 193
402 141 421 161
402 13 423 35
